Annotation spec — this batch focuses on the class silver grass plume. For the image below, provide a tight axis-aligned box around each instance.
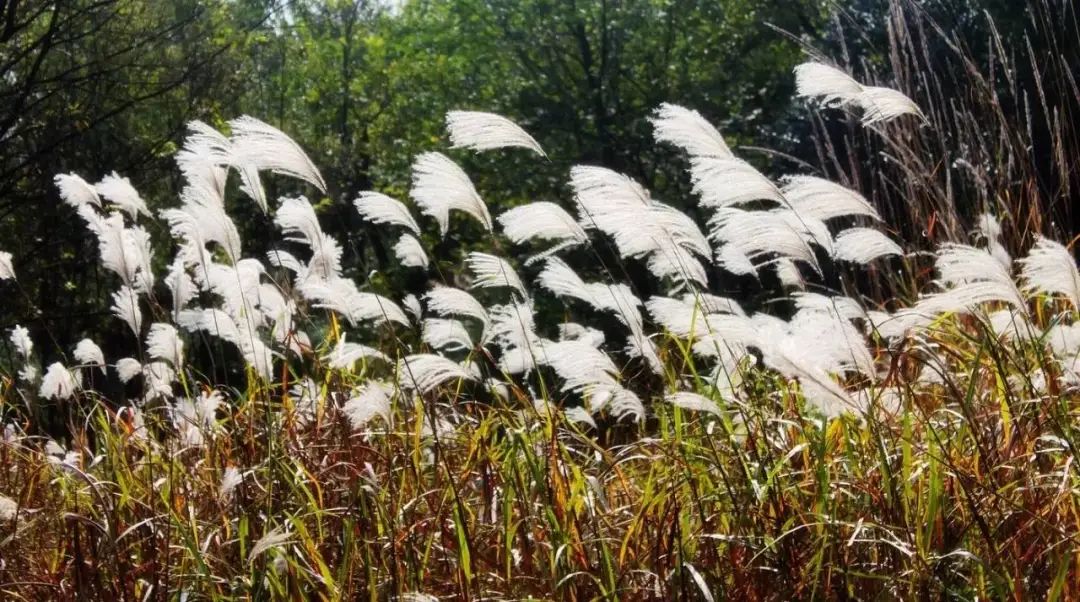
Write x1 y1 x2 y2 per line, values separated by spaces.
690 156 785 209
466 252 528 298
227 116 327 212
343 381 394 429
146 323 184 366
398 354 476 393
297 278 410 327
94 172 151 219
497 202 589 262
324 335 390 370
111 285 143 336
422 318 475 352
0 252 14 281
781 176 881 221
73 339 105 372
832 228 903 264
274 196 343 281
1018 236 1080 309
649 103 733 158
446 110 546 157
423 286 490 334
393 234 430 269
410 151 492 236
794 62 924 125
40 362 80 400
54 173 101 209
354 191 422 235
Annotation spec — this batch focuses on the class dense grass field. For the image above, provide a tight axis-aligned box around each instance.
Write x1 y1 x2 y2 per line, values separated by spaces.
2 53 1080 601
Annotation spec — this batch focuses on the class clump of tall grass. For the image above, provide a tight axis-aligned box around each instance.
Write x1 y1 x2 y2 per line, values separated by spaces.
1 48 1079 599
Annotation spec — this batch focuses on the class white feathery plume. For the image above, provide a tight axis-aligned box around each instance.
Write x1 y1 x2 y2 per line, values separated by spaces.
446 110 546 156
17 365 36 383
689 156 785 209
398 354 476 393
275 196 342 281
297 278 410 327
1046 323 1080 358
162 187 242 262
220 467 243 501
571 166 650 222
537 258 648 335
792 292 867 324
541 340 619 394
916 281 1030 319
83 212 155 293
324 335 389 370
115 358 142 383
497 201 588 257
10 325 32 358
934 243 1025 310
564 406 598 429
111 285 143 336
424 286 490 332
683 292 746 316
558 322 605 348
146 323 184 366
175 120 229 202
665 391 722 416
570 166 710 273
794 62 923 125
266 248 304 276
832 227 903 263
987 309 1038 341
646 239 709 288
73 339 105 372
227 115 327 210
587 384 646 422
422 318 474 352
708 208 821 273
794 62 864 107
176 308 276 380
466 252 528 298
402 294 423 321
343 381 394 430
165 258 198 313
0 251 15 281
1018 236 1080 309
55 173 101 209
354 191 421 235
39 362 80 400
856 86 925 125
649 103 732 158
975 213 1011 270
142 361 177 400
781 176 881 221
784 308 874 376
485 300 541 352
248 527 292 562
774 258 805 289
410 152 492 236
94 172 150 219
716 244 757 275
394 234 429 269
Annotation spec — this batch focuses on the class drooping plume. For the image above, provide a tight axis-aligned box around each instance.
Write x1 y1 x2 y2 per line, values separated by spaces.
649 103 732 158
446 111 546 157
794 61 924 125
354 191 422 235
1018 237 1080 309
410 152 492 236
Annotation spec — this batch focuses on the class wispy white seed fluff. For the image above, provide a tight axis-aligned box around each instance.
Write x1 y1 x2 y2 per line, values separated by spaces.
354 191 421 235
1018 236 1080 309
649 102 732 158
410 152 492 236
73 339 106 371
0 251 15 281
832 228 903 264
446 110 546 156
